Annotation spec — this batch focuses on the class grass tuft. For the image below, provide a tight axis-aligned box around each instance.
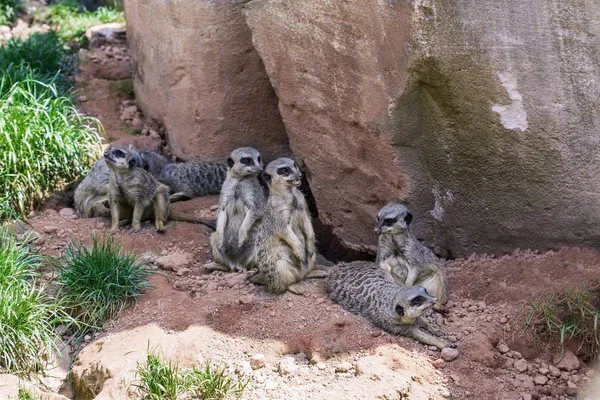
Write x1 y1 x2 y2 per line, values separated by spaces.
17 387 40 400
521 280 600 360
0 0 21 25
0 77 102 219
134 348 249 400
0 226 75 376
42 0 124 44
56 235 152 333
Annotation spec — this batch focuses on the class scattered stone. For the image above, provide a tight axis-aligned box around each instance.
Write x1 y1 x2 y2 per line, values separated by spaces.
59 208 77 219
566 380 578 396
250 354 266 370
497 343 510 354
85 23 127 47
522 394 532 400
553 350 580 371
278 356 297 375
131 117 144 132
432 359 446 369
78 94 88 102
225 272 248 288
176 268 191 277
440 347 459 362
515 359 528 372
42 225 58 234
335 361 353 373
155 252 193 272
534 375 548 385
121 105 138 121
239 295 254 304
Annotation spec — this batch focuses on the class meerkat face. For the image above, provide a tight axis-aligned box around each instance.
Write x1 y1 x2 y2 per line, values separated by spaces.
392 286 437 325
227 147 263 177
262 157 302 188
374 202 413 235
104 146 137 170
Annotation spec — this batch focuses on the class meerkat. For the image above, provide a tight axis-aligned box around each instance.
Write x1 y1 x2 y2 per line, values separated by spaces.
204 147 266 272
104 147 215 234
327 261 449 349
251 158 326 295
375 202 448 311
74 145 144 218
140 151 171 175
155 160 228 203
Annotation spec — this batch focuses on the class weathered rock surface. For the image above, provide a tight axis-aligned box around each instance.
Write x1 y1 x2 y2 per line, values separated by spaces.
124 0 290 163
0 374 68 400
243 0 600 257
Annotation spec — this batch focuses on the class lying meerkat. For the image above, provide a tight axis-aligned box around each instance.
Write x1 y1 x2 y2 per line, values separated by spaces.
104 147 215 234
204 147 266 272
74 145 144 218
375 202 447 311
140 151 171 175
155 160 228 203
327 261 449 349
252 158 326 294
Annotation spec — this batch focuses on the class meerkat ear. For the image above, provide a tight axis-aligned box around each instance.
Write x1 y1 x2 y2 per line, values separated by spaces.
395 304 405 317
261 170 272 183
404 212 413 226
227 157 234 168
129 144 136 151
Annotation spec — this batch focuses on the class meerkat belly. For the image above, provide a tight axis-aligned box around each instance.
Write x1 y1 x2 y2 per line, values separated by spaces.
381 256 410 286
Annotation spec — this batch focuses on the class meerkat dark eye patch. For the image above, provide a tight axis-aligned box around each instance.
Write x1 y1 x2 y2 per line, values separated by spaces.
113 149 124 157
257 156 262 164
395 304 405 317
383 218 397 226
404 212 413 226
227 157 234 168
277 167 290 176
410 296 424 307
240 157 253 165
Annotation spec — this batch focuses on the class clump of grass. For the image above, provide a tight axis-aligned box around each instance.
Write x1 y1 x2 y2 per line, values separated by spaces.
134 348 249 400
0 0 21 25
17 387 40 400
0 77 102 219
134 351 182 400
184 360 249 399
42 0 124 44
521 280 600 360
0 226 75 376
108 78 134 98
56 235 152 333
0 32 77 95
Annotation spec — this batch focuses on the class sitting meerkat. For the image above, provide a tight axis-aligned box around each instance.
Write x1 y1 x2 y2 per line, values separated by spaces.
104 147 215 234
252 158 327 294
327 261 449 349
375 202 447 311
205 147 266 272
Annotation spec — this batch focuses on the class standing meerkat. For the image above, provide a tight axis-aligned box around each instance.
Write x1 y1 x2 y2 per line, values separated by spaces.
204 147 266 272
252 158 326 295
375 202 447 311
104 147 215 234
155 161 228 203
327 261 449 349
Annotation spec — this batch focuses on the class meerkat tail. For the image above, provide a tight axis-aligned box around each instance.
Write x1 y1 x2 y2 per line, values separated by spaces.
169 210 216 230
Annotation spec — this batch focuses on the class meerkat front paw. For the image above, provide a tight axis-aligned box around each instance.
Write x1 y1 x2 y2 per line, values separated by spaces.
128 227 141 234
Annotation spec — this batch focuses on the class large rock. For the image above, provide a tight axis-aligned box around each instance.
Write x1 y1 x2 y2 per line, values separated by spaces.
244 0 600 257
124 0 290 163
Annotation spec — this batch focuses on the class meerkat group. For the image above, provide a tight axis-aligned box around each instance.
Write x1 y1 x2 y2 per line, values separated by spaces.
75 144 451 349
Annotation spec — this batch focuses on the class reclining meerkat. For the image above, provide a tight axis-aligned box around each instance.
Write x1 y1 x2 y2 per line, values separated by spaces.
204 147 266 272
74 145 144 218
139 151 171 175
104 147 215 234
252 158 327 294
375 202 447 311
327 261 449 349
155 160 228 203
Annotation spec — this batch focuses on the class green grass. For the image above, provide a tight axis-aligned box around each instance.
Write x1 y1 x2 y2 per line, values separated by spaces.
0 0 21 25
0 32 77 96
42 0 125 44
134 349 249 400
0 226 75 376
108 78 134 98
521 280 600 360
0 77 102 219
17 387 40 400
56 235 152 334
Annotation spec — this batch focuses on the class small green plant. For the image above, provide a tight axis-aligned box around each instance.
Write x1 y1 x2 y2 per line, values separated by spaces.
56 235 152 333
134 348 249 400
0 0 21 25
17 387 40 400
42 0 125 44
184 360 249 399
521 281 600 360
0 226 75 376
0 78 102 219
108 78 134 98
134 350 181 400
